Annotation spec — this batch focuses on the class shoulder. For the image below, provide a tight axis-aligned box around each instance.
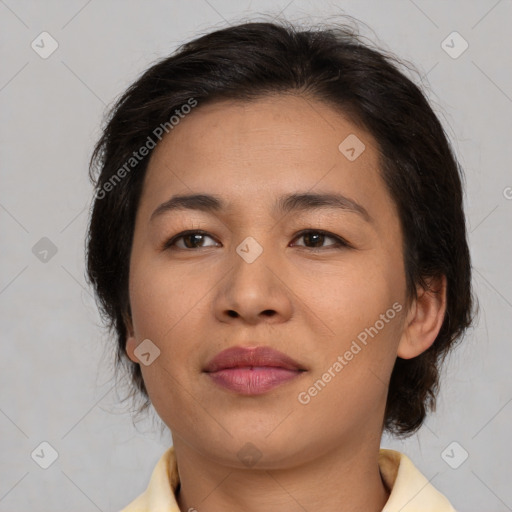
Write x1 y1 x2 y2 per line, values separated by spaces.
379 448 457 512
120 447 180 512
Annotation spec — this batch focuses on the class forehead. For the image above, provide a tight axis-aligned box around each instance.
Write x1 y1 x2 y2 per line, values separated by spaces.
140 94 394 223
149 94 375 167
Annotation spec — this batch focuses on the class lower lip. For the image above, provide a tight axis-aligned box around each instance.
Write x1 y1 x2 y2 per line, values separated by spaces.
206 367 303 395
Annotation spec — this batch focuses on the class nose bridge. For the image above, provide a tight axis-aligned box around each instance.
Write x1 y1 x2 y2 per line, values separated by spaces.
231 231 277 298
213 230 292 323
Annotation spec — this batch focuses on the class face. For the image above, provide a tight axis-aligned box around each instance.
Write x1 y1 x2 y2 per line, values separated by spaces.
126 94 411 468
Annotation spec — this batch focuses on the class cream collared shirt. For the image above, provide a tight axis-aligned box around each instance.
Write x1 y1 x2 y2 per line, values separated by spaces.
121 447 456 511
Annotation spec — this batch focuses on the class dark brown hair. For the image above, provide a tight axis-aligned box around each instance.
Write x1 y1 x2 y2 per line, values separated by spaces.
86 20 475 437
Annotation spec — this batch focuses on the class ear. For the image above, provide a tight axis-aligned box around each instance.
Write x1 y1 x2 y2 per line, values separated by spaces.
124 313 139 364
397 275 447 359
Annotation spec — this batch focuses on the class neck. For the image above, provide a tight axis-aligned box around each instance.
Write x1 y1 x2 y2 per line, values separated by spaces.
174 436 390 512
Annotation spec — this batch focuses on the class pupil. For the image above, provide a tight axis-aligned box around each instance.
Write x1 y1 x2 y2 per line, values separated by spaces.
306 233 323 247
185 234 202 248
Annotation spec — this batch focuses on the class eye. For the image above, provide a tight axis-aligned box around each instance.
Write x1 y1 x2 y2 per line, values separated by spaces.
290 230 350 250
163 230 220 250
162 229 350 251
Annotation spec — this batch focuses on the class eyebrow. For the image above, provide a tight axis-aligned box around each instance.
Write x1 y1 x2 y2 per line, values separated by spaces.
150 192 372 223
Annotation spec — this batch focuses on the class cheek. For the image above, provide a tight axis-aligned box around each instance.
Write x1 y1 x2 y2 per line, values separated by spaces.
129 255 208 341
302 254 404 332
301 250 406 397
128 258 209 407
297 306 404 430
130 260 209 425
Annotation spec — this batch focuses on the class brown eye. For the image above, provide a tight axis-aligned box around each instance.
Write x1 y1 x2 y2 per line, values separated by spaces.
291 230 349 249
163 231 219 250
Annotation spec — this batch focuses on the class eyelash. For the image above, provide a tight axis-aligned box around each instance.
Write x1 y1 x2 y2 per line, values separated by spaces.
161 229 351 252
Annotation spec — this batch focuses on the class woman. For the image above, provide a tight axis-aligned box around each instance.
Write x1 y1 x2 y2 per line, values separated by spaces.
86 20 474 511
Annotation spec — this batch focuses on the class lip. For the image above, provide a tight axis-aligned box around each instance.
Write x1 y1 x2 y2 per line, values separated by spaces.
204 346 307 395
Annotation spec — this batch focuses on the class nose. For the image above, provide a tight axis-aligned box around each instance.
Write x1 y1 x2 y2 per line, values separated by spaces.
213 242 294 325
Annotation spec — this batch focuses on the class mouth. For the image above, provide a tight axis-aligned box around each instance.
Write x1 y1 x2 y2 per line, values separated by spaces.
203 346 307 395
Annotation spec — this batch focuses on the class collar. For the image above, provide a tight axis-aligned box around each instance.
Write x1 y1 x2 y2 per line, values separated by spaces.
121 447 456 511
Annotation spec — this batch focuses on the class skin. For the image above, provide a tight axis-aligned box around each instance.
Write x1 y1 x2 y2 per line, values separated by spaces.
125 94 447 512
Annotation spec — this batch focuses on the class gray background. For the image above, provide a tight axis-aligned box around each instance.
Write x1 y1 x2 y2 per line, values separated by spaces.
1 0 511 510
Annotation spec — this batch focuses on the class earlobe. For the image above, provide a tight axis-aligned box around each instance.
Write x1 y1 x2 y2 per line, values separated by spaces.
124 314 139 364
126 336 139 364
397 275 447 360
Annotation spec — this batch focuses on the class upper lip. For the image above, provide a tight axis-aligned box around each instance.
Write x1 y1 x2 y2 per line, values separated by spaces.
203 346 306 372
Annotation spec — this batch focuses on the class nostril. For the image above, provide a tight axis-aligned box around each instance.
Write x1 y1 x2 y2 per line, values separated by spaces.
227 310 238 318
